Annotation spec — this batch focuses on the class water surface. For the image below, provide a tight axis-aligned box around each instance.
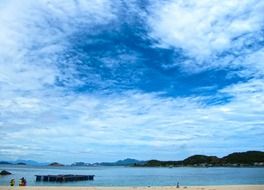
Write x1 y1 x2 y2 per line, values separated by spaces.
0 165 264 186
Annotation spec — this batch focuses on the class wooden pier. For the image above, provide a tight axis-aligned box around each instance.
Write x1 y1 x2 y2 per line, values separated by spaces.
35 174 95 182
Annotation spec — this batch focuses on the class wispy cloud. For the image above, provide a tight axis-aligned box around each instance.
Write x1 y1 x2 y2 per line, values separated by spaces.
147 0 264 74
1 87 263 162
0 0 263 163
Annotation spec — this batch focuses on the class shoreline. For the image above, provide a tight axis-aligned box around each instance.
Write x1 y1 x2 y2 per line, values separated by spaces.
0 185 264 190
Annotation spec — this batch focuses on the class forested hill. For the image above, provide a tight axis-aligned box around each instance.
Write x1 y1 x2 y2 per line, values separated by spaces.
135 151 264 167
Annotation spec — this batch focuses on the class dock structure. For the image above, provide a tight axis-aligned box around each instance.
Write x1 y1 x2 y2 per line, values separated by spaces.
35 174 95 182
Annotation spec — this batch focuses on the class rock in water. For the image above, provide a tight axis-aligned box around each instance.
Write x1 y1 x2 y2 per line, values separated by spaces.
0 170 12 175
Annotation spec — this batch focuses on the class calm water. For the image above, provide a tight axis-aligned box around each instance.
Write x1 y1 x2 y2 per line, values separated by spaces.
0 165 264 186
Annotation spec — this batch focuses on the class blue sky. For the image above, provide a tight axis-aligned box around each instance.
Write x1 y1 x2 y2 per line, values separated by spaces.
0 0 264 164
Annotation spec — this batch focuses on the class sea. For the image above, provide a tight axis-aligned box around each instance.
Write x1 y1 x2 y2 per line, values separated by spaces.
0 165 264 186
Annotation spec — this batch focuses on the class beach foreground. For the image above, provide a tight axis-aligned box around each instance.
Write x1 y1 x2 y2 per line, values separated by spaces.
0 185 264 190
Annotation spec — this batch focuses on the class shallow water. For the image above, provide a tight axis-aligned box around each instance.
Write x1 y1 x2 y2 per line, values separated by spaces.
0 165 264 186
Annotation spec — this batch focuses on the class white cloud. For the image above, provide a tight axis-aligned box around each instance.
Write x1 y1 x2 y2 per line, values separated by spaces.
147 0 264 74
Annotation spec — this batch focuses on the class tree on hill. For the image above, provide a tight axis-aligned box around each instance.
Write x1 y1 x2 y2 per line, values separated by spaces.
183 155 221 165
146 160 163 166
222 151 264 164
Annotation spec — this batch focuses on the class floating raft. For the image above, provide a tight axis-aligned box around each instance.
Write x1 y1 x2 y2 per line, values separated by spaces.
35 174 95 182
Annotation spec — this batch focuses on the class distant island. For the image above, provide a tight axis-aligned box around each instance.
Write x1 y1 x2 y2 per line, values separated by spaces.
1 151 263 167
0 160 48 166
0 161 12 165
49 162 64 166
135 151 264 167
16 162 27 165
0 161 26 165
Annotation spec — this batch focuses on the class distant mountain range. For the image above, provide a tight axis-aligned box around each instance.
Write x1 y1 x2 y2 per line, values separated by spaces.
1 151 263 167
71 158 146 166
0 158 145 167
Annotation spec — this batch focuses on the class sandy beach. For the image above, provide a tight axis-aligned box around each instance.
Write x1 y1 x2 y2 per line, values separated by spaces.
0 185 264 190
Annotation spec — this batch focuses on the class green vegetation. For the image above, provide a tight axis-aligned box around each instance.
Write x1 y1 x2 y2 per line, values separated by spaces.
222 151 264 164
183 155 220 165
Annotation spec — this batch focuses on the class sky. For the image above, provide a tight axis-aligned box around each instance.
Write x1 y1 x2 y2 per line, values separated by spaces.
0 0 264 164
